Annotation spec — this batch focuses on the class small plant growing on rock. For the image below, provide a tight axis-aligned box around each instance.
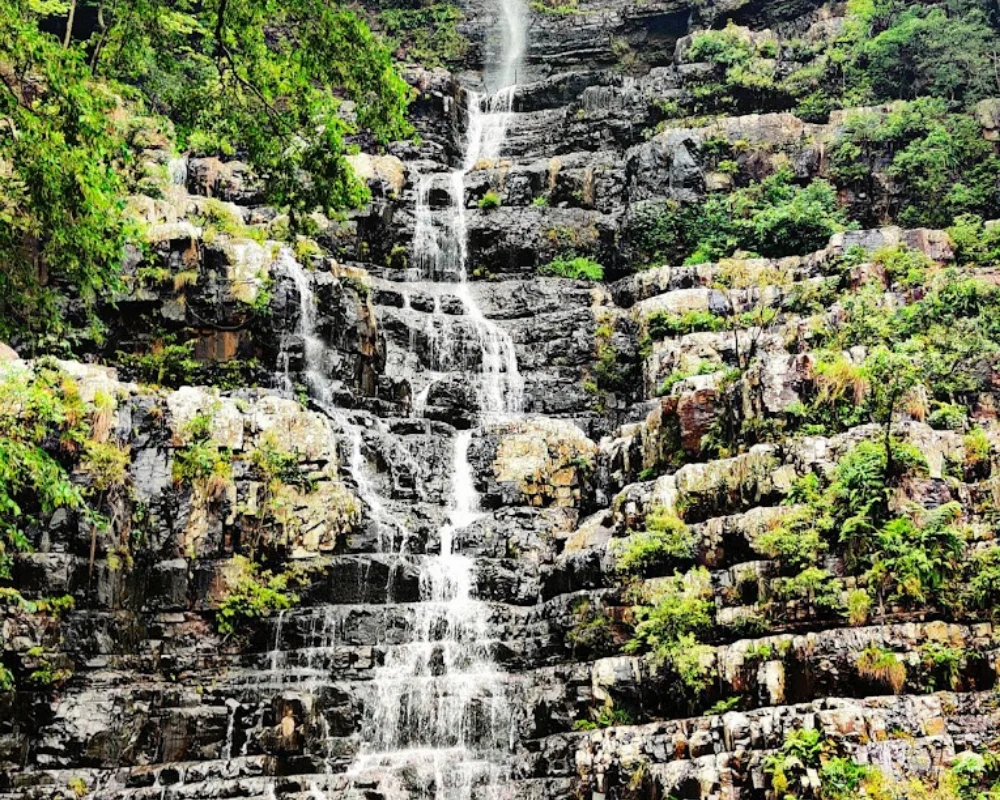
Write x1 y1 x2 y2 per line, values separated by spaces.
754 509 826 573
172 411 233 500
927 402 967 431
865 502 964 609
612 508 697 575
478 190 502 210
845 588 872 626
216 556 298 636
918 642 968 692
539 254 604 281
566 598 614 659
117 337 200 388
856 645 906 694
964 427 992 470
645 309 725 341
820 757 878 799
703 695 741 716
764 728 824 797
625 568 716 704
573 698 632 731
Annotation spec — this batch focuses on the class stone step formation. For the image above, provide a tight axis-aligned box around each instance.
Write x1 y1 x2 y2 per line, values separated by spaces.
3 0 1000 799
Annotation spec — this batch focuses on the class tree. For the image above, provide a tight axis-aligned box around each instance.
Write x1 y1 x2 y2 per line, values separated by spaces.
861 344 922 481
91 0 412 215
0 0 412 338
844 0 1000 106
0 5 132 341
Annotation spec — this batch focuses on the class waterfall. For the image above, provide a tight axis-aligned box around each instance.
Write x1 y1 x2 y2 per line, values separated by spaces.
274 0 529 794
411 100 525 419
351 429 513 798
349 0 528 793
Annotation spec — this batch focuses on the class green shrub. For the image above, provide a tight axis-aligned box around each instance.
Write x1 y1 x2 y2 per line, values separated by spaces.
754 509 826 572
478 190 502 210
764 728 825 797
117 338 199 387
80 441 131 493
964 427 992 468
378 3 467 67
965 546 1000 615
827 439 927 562
690 169 846 262
0 362 95 579
918 642 967 691
948 214 1000 267
842 1 1000 107
216 556 297 635
626 170 847 270
865 502 964 607
856 644 906 693
771 566 842 613
927 402 967 431
539 255 604 281
646 309 726 340
845 588 872 626
703 696 741 716
0 662 13 692
873 244 933 288
172 411 233 498
530 0 580 14
626 567 714 663
685 23 780 114
590 320 635 393
613 508 697 575
820 757 876 800
830 100 1000 228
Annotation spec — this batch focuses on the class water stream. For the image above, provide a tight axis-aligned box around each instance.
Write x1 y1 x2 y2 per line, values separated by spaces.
276 0 528 794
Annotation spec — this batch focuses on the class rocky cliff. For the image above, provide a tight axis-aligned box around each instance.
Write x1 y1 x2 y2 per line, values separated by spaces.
2 1 1000 799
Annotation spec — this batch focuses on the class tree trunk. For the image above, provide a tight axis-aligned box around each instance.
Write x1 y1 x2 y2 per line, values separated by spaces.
63 0 77 48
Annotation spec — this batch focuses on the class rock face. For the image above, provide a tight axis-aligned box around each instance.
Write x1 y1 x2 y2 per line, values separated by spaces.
3 1 1000 800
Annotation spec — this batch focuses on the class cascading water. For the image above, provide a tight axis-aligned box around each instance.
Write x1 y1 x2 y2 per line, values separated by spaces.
350 0 528 794
275 0 529 795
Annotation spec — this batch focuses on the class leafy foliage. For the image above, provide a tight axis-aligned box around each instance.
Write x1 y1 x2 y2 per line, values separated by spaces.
478 190 502 210
0 5 132 340
0 0 411 338
626 169 847 270
0 361 99 578
866 502 964 607
216 555 296 635
612 508 697 575
842 0 1000 107
539 255 604 281
92 0 411 213
172 410 232 499
765 728 825 797
377 2 467 68
625 568 716 701
646 309 726 341
830 99 1000 228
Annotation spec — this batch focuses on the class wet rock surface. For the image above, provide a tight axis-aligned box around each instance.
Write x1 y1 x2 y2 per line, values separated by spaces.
4 0 1000 799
